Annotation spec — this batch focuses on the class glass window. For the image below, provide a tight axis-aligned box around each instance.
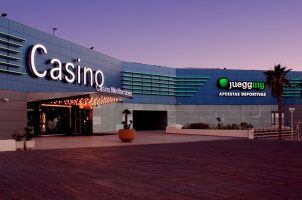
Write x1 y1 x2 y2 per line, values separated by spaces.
271 111 284 126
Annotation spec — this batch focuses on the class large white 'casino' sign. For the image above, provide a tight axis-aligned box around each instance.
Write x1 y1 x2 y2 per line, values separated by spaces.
29 44 104 87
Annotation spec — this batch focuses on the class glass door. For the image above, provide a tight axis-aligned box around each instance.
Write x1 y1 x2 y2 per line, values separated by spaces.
271 111 284 126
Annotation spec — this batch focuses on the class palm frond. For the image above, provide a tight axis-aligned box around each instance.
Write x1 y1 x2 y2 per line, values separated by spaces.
263 65 291 97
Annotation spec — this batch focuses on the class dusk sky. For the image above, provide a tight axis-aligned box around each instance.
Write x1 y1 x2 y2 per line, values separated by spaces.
2 0 302 70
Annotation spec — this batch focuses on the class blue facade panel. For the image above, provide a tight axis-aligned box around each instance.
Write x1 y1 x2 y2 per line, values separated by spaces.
0 18 122 93
175 68 275 105
0 18 302 106
123 62 302 105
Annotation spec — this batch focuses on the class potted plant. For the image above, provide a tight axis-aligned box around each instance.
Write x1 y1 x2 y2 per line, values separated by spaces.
118 109 135 142
12 127 35 150
24 127 35 150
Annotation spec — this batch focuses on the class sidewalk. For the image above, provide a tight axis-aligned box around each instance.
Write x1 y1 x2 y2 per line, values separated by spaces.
34 131 232 150
1 139 302 199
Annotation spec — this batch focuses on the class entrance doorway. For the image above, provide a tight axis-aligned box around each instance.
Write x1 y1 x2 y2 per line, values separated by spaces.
27 92 126 136
76 107 93 135
28 103 93 136
133 111 167 130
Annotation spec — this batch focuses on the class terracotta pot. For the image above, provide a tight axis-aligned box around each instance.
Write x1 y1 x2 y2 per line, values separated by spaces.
118 129 135 142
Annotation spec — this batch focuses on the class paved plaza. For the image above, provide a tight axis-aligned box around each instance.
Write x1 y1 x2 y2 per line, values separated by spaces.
0 135 302 200
33 131 230 150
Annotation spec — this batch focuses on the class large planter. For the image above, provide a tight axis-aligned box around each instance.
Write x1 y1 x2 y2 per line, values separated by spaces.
25 140 35 150
118 129 135 142
16 140 35 150
166 126 250 138
15 141 24 150
0 139 16 152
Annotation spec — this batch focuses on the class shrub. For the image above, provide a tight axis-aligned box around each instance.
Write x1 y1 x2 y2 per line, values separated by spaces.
183 123 210 129
232 124 240 130
224 124 233 129
240 122 253 130
12 130 24 141
182 122 252 130
12 127 34 141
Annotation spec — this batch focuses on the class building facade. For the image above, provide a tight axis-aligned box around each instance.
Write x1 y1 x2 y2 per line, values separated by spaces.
0 18 301 139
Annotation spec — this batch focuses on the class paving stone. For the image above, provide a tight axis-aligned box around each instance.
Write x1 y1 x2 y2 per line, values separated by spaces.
0 139 302 199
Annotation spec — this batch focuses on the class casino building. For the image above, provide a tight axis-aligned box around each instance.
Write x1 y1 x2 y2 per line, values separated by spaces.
0 17 302 139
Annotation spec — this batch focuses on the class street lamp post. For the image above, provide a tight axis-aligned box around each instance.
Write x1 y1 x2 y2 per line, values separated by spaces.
289 107 295 140
297 121 301 141
52 28 57 36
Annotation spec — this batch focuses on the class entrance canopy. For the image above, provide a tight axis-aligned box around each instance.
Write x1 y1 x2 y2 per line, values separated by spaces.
33 92 130 108
49 93 122 108
28 88 132 108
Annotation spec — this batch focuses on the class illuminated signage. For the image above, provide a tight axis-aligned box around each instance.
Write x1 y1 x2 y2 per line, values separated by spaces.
217 77 266 97
96 86 133 98
218 92 266 97
29 44 104 87
218 77 265 90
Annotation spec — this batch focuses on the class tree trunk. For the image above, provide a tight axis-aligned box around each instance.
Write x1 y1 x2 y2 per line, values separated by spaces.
124 113 128 129
278 96 282 140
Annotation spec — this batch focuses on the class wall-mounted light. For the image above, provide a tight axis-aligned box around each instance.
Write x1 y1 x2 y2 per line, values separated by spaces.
73 58 80 63
0 98 9 103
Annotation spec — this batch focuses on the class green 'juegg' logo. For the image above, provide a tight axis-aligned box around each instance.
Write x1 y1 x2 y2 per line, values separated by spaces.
217 77 265 90
218 77 229 88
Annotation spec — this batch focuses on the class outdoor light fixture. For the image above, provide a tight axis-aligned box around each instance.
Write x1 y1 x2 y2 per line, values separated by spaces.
90 47 94 50
1 13 7 17
0 98 9 103
73 58 81 63
52 27 57 36
50 96 122 107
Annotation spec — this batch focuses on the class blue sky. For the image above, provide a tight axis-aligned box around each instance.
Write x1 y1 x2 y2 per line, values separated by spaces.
2 0 302 70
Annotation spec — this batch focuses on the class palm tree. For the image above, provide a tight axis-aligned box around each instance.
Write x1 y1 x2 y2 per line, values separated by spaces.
122 109 132 129
264 65 291 140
